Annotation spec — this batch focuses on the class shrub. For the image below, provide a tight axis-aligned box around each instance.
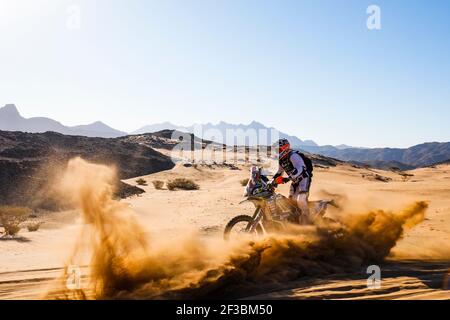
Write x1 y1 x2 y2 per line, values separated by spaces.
27 222 42 232
166 178 199 191
374 174 392 182
240 178 249 186
398 172 414 181
152 180 164 190
0 206 30 237
136 178 148 186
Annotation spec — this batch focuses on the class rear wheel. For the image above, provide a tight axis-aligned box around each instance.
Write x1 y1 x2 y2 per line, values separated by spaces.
223 215 263 240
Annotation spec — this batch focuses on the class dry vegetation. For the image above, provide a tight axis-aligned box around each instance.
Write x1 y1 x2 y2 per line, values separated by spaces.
0 206 31 237
398 172 414 181
152 180 164 190
27 222 43 232
361 172 392 182
166 178 199 191
136 178 148 186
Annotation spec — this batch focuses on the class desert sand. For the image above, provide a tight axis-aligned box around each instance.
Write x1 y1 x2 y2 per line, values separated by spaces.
1 152 449 300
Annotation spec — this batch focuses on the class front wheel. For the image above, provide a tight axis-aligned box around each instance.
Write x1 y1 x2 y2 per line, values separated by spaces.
223 215 263 240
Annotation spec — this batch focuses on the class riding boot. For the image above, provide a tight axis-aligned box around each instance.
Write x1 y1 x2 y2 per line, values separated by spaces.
296 192 310 224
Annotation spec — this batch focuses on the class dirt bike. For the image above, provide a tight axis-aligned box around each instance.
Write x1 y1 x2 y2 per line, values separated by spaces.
224 182 336 240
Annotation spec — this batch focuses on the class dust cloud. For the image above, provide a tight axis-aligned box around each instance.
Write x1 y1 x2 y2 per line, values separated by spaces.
50 158 429 299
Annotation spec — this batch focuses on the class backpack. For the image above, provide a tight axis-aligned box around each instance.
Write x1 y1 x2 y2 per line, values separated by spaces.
296 151 314 176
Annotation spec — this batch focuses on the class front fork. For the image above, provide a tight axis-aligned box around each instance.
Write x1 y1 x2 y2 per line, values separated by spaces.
247 208 267 235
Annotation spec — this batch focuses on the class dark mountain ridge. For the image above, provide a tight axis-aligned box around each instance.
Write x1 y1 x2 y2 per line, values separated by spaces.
301 142 450 169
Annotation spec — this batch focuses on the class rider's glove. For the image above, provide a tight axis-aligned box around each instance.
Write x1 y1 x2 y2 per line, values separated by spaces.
275 176 285 185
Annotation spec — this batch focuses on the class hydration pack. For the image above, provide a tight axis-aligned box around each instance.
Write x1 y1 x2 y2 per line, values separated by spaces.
279 150 314 178
297 151 314 176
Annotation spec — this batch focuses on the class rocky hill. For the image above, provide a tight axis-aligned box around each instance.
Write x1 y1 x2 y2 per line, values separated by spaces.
121 130 343 168
0 130 175 209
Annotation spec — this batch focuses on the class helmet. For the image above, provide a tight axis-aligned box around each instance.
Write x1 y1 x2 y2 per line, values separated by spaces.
277 138 291 159
250 166 261 181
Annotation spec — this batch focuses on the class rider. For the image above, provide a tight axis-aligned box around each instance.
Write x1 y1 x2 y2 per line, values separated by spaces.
271 138 313 221
243 166 269 196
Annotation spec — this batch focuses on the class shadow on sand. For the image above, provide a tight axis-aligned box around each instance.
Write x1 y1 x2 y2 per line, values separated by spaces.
0 235 31 243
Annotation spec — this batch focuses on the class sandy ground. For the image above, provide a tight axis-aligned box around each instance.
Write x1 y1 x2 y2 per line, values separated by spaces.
1 156 449 299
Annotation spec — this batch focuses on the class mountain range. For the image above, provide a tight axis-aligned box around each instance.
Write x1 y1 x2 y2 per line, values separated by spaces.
1 104 449 168
301 143 450 169
0 104 316 146
133 121 318 147
0 104 126 138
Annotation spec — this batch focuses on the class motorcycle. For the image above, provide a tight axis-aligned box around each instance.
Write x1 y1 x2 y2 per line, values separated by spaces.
223 182 336 240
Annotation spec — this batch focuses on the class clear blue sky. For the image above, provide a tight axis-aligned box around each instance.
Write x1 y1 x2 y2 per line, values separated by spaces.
0 0 449 147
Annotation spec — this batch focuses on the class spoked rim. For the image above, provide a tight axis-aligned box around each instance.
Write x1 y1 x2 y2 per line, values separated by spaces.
224 214 262 240
228 220 257 239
